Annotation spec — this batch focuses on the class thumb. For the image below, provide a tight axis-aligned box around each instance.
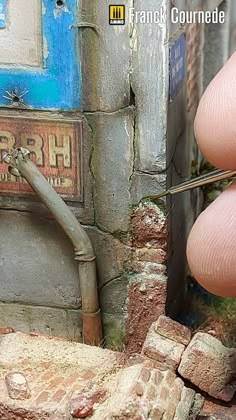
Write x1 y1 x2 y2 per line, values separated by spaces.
187 182 236 297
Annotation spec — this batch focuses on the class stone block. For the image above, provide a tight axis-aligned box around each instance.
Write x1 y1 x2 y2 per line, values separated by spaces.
0 303 83 341
86 227 128 288
130 173 166 204
142 324 185 370
154 315 192 346
131 0 168 172
100 276 128 316
80 0 130 112
0 210 80 309
88 109 134 233
178 332 236 402
5 372 30 400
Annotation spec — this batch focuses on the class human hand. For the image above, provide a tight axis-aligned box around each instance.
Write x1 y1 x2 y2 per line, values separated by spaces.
187 53 236 297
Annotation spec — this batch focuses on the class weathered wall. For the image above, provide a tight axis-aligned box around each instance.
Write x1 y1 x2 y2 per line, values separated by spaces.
0 0 233 350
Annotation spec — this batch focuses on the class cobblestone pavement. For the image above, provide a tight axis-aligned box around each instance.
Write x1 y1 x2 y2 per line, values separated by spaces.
0 330 204 419
1 318 236 419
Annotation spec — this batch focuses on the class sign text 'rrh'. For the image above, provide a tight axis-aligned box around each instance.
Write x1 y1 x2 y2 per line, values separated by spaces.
0 117 82 201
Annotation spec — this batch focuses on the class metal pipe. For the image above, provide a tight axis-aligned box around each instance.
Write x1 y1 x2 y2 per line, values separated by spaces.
149 168 236 200
3 147 102 346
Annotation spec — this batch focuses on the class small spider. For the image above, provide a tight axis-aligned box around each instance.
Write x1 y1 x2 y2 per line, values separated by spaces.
3 88 29 107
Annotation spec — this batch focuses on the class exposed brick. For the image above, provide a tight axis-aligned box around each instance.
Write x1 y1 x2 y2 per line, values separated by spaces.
130 203 167 248
126 274 167 354
163 370 176 387
149 404 164 420
178 332 236 402
127 353 145 366
152 370 163 386
133 382 144 396
142 323 185 370
35 391 50 405
82 370 96 380
154 315 192 346
0 326 14 334
139 367 151 383
135 247 166 264
5 372 30 400
159 386 169 401
63 373 78 387
52 389 66 403
46 377 64 390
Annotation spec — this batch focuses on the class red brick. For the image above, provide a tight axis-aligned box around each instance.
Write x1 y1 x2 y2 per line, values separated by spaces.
133 382 144 396
41 371 53 381
35 391 49 405
142 324 185 370
178 332 236 402
46 377 63 390
52 389 66 403
126 276 167 354
152 370 163 386
149 405 164 420
82 371 95 380
139 367 151 383
0 326 14 334
155 316 191 346
63 373 78 387
159 386 169 401
164 370 177 387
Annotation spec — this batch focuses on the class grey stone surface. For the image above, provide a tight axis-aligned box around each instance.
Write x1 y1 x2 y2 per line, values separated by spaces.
0 303 83 341
203 0 230 91
102 313 126 349
0 210 81 309
100 276 128 315
131 0 169 172
130 172 166 204
88 109 134 233
80 0 130 112
86 226 129 288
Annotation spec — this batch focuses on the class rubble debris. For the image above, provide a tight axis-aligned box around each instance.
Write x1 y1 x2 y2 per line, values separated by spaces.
178 332 236 402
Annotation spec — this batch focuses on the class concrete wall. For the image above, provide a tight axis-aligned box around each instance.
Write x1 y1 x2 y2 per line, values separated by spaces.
0 0 232 349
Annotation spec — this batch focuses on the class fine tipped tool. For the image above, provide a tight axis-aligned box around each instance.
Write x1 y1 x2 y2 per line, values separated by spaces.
150 168 236 200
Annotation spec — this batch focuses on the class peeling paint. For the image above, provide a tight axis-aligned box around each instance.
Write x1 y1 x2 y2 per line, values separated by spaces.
43 35 49 61
42 1 46 15
53 0 70 19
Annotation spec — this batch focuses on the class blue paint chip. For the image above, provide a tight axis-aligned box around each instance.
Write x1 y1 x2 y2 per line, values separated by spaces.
169 34 186 98
0 0 7 28
0 0 81 111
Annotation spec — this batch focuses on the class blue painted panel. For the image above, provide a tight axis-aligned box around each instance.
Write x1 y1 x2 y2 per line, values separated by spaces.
169 34 186 98
0 0 7 28
0 0 81 110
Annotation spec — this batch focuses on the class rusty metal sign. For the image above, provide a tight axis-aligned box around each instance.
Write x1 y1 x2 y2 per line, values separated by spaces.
0 117 83 201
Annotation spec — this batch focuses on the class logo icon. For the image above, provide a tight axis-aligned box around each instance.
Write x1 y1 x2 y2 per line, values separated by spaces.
109 5 125 25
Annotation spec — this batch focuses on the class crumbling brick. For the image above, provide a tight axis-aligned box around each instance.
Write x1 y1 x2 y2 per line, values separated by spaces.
178 332 236 402
142 323 185 370
101 364 203 419
5 372 30 400
154 315 192 346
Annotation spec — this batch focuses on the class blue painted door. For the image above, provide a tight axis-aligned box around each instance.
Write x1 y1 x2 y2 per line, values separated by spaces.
0 0 81 110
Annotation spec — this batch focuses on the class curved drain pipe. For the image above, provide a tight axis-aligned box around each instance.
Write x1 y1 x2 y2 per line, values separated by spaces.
3 147 102 346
